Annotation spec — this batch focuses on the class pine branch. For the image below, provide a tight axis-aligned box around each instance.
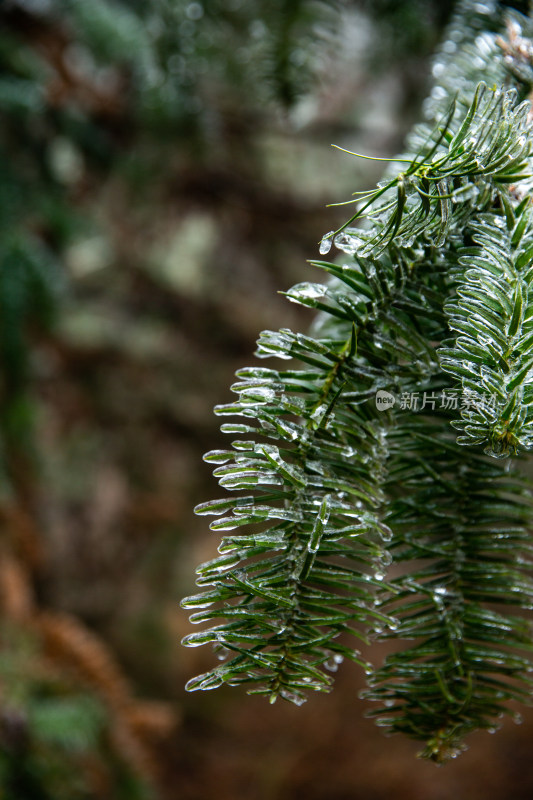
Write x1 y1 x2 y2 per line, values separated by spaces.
183 0 533 761
183 232 455 702
183 331 394 702
325 83 531 257
440 204 533 456
364 420 533 762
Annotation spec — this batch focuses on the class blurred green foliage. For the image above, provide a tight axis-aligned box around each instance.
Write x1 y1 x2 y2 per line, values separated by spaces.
0 0 343 430
0 0 454 416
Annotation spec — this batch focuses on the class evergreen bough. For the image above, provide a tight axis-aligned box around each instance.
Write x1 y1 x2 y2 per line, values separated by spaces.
182 0 533 761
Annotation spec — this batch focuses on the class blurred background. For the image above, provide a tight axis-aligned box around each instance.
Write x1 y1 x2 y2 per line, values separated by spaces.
3 1 533 798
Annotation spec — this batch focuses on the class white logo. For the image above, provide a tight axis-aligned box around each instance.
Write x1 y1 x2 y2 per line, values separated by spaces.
375 390 395 411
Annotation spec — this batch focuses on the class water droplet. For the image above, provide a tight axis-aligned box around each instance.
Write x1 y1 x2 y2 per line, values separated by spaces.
451 184 479 203
395 234 416 248
280 689 306 706
203 450 233 464
379 525 393 542
239 386 276 404
319 232 334 254
185 670 224 691
287 282 326 302
334 231 367 255
310 404 328 423
216 647 230 661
